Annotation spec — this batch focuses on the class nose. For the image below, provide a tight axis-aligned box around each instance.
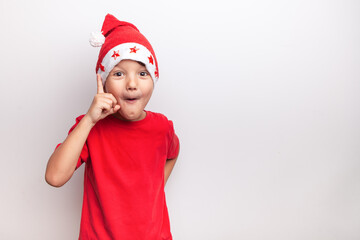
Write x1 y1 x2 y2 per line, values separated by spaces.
126 74 138 90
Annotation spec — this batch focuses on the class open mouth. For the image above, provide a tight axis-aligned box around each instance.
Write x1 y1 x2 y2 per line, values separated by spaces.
124 97 139 103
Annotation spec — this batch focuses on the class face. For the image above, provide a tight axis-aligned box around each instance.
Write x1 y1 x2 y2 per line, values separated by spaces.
105 59 154 121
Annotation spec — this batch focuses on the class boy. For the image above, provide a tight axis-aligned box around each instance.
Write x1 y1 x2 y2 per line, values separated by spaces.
45 14 180 240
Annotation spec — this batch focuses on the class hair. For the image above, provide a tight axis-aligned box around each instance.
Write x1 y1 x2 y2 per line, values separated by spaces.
137 61 145 67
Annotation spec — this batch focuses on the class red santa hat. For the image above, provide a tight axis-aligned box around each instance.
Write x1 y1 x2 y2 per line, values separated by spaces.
89 14 159 85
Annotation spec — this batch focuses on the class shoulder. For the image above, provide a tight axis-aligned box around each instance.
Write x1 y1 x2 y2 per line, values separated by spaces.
75 114 86 123
68 114 86 133
147 111 169 122
146 111 174 126
146 111 175 131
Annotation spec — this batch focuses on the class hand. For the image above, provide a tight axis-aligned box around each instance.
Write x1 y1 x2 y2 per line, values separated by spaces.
85 74 121 125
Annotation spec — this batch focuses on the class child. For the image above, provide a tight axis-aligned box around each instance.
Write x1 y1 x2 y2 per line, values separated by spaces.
45 14 180 240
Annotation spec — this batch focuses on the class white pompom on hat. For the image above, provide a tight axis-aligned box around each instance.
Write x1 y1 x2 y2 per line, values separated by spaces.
90 14 159 86
89 32 105 47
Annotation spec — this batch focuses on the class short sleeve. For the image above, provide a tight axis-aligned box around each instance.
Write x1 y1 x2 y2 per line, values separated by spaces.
55 115 89 170
167 120 180 160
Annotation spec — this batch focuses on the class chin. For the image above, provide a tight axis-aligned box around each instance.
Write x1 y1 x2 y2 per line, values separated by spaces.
116 109 145 121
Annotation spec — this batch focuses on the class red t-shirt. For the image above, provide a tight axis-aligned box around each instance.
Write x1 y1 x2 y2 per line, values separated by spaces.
60 111 180 240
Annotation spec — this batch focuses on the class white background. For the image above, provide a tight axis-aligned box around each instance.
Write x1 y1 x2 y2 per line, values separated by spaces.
1 0 359 239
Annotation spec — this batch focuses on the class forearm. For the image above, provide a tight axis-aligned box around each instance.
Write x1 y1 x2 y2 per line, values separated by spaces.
164 156 178 185
45 115 94 187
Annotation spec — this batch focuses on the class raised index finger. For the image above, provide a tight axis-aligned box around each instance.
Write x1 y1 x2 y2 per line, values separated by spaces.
97 74 104 94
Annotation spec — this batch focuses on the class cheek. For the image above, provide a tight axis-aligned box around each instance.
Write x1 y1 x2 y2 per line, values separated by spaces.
142 86 154 100
105 82 124 97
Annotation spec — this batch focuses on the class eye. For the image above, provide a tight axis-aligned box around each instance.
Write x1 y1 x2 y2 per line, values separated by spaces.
140 71 149 77
114 72 124 77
